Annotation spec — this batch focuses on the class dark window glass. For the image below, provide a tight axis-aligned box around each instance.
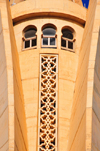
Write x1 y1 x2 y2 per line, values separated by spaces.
25 40 30 48
43 27 56 36
62 29 73 39
25 28 36 38
68 41 73 49
43 38 48 45
61 39 66 47
50 38 55 45
32 38 36 47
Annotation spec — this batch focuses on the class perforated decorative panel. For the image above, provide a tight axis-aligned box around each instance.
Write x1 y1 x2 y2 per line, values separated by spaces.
38 54 58 151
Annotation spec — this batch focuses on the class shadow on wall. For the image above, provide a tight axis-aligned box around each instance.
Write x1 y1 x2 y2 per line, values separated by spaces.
93 28 100 151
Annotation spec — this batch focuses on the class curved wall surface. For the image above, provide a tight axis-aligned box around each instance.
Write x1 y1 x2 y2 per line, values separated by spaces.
11 0 86 25
12 1 86 150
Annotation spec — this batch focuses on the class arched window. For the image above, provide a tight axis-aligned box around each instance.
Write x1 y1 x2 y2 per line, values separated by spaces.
61 28 75 51
23 26 37 49
42 25 57 48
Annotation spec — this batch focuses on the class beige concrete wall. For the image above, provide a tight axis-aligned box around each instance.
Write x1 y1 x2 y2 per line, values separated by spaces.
93 33 100 150
0 0 15 150
6 1 28 151
88 0 100 150
19 50 77 151
75 0 83 6
13 15 84 150
11 0 86 26
68 0 97 150
0 0 28 150
6 0 100 151
2 0 100 151
58 50 77 151
0 12 9 151
19 49 39 151
10 0 83 6
10 0 24 5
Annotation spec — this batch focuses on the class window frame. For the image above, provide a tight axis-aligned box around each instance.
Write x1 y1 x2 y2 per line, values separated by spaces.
22 27 37 50
41 27 57 48
61 28 76 52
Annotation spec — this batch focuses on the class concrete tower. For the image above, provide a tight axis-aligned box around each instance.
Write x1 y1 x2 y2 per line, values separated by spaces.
0 0 100 151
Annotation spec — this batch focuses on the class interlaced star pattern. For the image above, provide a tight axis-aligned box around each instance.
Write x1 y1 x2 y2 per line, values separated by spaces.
38 54 58 151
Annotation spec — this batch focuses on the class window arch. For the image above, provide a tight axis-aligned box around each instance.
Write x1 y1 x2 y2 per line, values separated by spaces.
61 27 75 51
23 25 37 49
41 24 57 48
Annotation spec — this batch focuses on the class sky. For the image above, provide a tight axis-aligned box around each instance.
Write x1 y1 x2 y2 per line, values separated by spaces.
82 0 89 8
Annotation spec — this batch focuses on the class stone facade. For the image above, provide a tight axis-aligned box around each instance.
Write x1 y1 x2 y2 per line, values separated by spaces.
0 0 100 151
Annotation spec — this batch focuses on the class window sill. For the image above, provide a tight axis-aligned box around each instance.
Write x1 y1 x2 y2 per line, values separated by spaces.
61 47 75 53
22 46 37 51
41 45 57 48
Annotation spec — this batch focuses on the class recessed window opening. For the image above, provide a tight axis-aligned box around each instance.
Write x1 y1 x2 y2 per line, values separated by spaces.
61 28 75 51
42 25 57 48
23 27 37 49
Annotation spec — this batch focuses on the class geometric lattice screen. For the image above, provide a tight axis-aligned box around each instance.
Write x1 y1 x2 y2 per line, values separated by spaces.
38 54 58 151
